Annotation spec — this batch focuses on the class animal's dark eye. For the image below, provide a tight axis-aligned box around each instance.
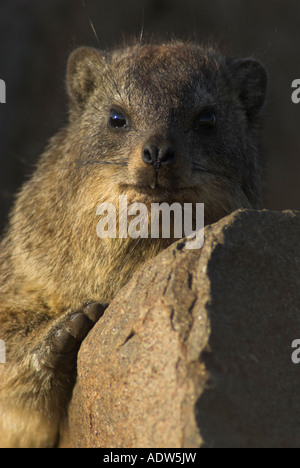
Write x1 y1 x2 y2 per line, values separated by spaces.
108 109 128 129
194 111 217 130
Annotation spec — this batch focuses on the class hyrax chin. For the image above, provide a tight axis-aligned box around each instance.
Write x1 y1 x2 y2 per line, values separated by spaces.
0 40 268 447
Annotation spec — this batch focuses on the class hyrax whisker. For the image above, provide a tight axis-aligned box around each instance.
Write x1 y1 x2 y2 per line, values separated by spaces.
128 13 145 105
82 0 123 102
191 164 241 185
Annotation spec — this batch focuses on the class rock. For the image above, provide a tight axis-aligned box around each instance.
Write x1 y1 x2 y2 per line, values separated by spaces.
61 209 300 448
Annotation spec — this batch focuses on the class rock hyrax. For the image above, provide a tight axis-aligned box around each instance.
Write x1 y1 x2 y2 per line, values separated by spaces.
0 40 268 447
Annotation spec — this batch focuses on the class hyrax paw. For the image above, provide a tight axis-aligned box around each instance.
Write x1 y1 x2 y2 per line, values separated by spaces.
38 302 107 371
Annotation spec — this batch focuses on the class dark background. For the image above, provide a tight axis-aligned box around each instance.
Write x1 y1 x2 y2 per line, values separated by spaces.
0 0 299 234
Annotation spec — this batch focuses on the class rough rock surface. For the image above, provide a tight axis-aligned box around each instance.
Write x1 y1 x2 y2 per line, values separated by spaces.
61 209 300 448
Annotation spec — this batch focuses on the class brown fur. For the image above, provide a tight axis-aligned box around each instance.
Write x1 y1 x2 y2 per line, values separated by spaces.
0 40 268 447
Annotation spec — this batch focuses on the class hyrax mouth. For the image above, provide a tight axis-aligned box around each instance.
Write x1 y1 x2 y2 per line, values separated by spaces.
119 181 200 210
120 183 178 202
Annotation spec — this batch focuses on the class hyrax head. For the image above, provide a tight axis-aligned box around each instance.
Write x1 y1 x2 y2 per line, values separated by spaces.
66 41 268 224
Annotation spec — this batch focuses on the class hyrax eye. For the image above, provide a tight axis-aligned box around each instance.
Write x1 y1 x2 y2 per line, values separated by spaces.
194 111 217 130
108 109 128 129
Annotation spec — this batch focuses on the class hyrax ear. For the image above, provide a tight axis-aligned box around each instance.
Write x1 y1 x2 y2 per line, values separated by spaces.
67 47 102 111
229 58 268 121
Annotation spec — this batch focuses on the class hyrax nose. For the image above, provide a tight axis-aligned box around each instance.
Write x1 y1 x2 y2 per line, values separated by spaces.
142 143 175 169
